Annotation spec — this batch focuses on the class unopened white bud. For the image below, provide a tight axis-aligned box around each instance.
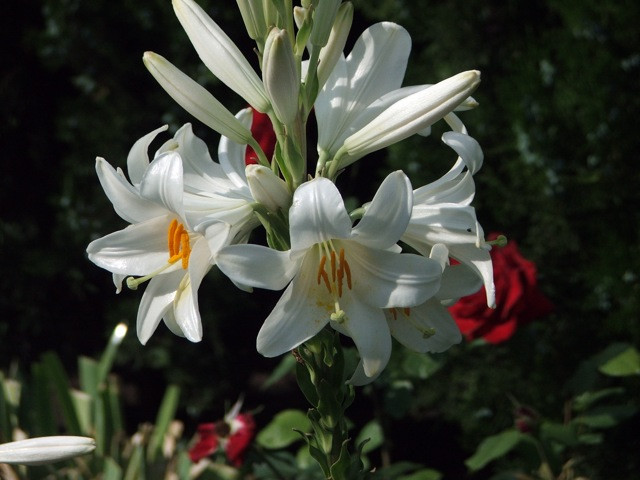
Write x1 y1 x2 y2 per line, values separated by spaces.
263 28 300 125
317 2 354 89
310 0 342 48
246 165 292 212
340 70 481 168
0 436 96 466
143 52 253 145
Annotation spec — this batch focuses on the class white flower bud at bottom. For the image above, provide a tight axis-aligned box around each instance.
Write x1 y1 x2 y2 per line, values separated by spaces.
246 165 291 212
0 436 96 466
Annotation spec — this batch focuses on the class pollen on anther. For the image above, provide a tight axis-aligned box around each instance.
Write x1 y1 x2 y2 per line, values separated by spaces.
317 255 331 293
168 219 178 256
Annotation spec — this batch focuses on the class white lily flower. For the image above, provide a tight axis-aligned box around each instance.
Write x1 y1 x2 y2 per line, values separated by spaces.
87 125 242 344
0 436 95 466
173 0 270 112
216 171 443 384
401 131 496 307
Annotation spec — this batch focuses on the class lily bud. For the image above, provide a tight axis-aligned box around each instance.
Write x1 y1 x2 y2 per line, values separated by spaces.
246 165 292 212
310 0 342 48
317 2 353 89
0 436 96 466
263 28 300 125
339 70 481 168
236 0 266 41
143 52 253 145
173 0 270 112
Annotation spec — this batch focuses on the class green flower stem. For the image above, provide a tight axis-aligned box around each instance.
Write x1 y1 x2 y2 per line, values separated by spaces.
295 328 368 480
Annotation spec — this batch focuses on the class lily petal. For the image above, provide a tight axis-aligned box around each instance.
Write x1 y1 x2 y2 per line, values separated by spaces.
95 158 166 224
256 254 331 357
216 244 298 291
333 298 391 379
127 125 169 185
346 242 442 308
218 108 252 190
173 237 211 342
139 152 185 221
352 170 412 249
289 178 352 253
87 214 177 276
387 299 462 353
171 124 230 195
137 271 184 344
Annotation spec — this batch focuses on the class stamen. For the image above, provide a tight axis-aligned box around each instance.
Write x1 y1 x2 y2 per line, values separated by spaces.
168 219 178 256
389 308 398 320
343 254 352 290
316 255 331 293
330 250 337 282
181 233 191 269
403 307 411 316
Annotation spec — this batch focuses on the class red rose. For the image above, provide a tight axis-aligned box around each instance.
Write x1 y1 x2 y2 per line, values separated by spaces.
189 405 255 466
449 233 553 343
245 108 276 165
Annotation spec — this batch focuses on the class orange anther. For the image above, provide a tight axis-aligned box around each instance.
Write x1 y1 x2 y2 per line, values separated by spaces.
330 250 337 282
317 255 327 285
403 307 411 316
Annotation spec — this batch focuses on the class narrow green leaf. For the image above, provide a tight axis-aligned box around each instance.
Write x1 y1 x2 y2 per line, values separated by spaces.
78 356 100 399
30 362 56 436
147 384 180 462
103 457 123 480
41 352 82 435
465 429 524 471
256 409 312 449
123 444 145 480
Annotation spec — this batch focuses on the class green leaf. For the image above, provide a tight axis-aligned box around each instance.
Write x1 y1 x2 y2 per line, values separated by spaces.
41 352 83 435
599 346 640 376
256 409 312 449
102 457 123 480
147 384 180 462
575 404 637 429
465 429 524 471
573 387 625 412
401 351 443 380
539 421 579 447
398 468 443 480
355 420 384 454
261 354 296 390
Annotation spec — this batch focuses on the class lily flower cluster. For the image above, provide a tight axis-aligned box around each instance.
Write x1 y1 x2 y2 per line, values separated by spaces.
87 0 495 385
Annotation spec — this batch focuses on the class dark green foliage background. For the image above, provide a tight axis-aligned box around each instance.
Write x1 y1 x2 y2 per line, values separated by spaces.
1 0 639 477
